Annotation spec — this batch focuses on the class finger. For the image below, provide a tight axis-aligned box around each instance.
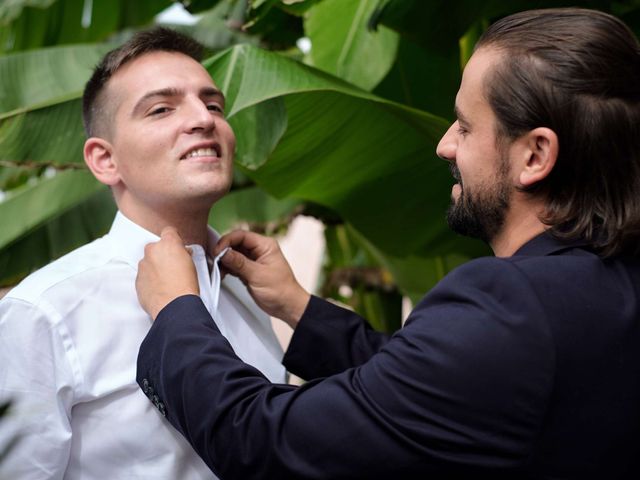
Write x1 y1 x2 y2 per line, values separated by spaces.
219 248 257 280
218 264 239 284
160 226 184 244
219 264 228 280
214 230 274 260
213 230 250 254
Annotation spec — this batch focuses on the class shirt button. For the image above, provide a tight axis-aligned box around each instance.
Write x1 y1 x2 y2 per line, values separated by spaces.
142 378 150 394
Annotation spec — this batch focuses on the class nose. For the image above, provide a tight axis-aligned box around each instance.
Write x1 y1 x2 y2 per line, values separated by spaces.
185 97 216 134
436 121 458 162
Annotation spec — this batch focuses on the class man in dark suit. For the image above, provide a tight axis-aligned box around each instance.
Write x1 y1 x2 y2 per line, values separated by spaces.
135 8 640 479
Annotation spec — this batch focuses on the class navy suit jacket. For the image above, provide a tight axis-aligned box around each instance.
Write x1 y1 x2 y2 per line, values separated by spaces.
137 233 640 479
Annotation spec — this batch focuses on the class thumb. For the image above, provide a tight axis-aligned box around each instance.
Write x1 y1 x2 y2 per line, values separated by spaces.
160 226 183 244
219 249 257 282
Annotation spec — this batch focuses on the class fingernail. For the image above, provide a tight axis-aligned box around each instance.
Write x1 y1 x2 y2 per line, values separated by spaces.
214 247 230 263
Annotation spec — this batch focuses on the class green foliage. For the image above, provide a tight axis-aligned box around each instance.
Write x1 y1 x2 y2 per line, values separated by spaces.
1 0 639 326
203 43 482 265
168 1 257 51
0 171 109 285
0 0 173 53
0 44 110 167
322 224 402 333
209 186 300 234
304 0 399 91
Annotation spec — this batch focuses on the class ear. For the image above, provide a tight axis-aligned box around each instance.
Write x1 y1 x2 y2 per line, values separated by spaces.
84 137 120 186
517 127 558 188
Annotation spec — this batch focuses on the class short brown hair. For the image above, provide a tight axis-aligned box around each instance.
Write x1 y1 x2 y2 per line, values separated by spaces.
82 27 204 138
477 8 640 257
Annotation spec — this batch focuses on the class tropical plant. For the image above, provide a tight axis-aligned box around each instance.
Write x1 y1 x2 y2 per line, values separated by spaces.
1 0 639 331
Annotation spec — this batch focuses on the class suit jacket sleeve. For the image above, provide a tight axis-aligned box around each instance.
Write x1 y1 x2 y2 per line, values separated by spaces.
137 258 556 479
282 295 391 380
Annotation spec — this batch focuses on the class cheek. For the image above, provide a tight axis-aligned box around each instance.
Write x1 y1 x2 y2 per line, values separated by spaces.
227 132 237 155
457 142 497 184
218 120 236 146
113 140 167 182
117 161 153 188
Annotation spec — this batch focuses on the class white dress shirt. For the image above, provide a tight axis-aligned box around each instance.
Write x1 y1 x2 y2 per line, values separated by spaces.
0 212 285 479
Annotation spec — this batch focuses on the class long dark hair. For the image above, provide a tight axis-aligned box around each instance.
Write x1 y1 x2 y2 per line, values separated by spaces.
477 8 640 257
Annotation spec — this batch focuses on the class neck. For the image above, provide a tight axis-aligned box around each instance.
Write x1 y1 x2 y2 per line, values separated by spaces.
490 196 548 257
117 199 212 247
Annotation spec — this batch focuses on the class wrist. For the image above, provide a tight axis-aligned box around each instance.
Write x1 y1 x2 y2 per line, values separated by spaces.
151 289 198 321
282 288 310 329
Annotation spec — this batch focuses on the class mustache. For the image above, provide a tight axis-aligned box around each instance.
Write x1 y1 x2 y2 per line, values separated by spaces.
449 163 462 183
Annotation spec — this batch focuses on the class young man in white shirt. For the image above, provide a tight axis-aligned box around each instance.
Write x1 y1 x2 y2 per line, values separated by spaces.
0 28 285 479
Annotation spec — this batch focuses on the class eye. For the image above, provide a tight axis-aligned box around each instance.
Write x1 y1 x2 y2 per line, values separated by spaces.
207 104 224 114
149 106 172 116
456 122 469 137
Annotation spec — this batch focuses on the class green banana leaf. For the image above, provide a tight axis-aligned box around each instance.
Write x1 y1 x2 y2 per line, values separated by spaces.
0 170 112 286
0 169 102 250
2 0 638 304
206 44 484 258
208 186 301 234
0 0 173 53
322 223 404 333
304 0 399 91
164 0 257 52
0 178 302 286
0 41 484 286
346 224 476 304
0 44 110 167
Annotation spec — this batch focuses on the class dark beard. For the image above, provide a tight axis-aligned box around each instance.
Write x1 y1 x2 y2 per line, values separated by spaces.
446 163 510 243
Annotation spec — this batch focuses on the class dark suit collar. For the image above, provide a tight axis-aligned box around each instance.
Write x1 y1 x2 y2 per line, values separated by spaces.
513 230 592 257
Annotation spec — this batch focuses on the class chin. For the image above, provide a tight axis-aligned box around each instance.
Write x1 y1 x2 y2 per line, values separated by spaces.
197 188 229 205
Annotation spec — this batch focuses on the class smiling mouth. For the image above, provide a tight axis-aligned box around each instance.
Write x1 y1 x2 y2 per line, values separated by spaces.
181 146 221 160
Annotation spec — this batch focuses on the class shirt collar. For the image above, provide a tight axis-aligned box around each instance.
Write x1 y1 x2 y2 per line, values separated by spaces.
513 230 592 257
107 211 220 269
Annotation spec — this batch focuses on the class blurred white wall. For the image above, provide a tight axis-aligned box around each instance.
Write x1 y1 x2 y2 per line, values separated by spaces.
270 215 325 352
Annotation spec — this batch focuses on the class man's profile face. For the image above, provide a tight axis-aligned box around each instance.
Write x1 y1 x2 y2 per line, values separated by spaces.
436 48 513 243
105 50 236 215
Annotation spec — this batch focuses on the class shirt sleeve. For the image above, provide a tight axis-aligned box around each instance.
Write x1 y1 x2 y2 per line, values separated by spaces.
283 296 391 380
0 297 77 480
137 258 556 479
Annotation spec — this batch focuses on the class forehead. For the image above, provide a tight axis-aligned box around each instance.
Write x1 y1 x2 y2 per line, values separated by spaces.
108 51 217 104
456 48 503 120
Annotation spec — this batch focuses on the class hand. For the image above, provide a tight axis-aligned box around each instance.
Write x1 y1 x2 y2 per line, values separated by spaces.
136 227 199 320
213 230 310 329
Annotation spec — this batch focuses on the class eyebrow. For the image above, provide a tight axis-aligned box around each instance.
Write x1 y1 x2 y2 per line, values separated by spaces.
454 105 470 125
131 87 226 116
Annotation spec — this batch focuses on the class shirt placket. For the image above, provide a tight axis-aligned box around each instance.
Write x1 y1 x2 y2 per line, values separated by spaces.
190 245 229 337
